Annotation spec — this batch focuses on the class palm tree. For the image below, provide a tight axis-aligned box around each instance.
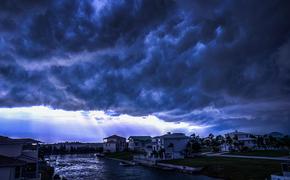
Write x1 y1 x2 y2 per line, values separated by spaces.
168 143 174 159
208 133 214 140
216 135 225 145
190 133 196 139
226 136 233 151
233 135 241 151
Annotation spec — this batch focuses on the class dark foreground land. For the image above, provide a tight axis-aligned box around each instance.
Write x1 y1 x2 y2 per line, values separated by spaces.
162 156 283 180
104 152 284 179
226 150 290 157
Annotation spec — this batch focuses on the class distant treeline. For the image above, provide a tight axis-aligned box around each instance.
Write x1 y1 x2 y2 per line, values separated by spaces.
39 145 103 156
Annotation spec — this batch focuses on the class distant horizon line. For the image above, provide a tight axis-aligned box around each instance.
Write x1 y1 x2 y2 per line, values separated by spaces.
1 130 288 144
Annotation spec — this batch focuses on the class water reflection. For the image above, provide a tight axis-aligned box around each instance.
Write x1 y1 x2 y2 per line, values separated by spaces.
49 154 215 180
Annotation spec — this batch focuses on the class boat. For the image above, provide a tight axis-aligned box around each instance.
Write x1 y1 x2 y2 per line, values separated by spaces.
95 153 105 157
119 162 133 166
159 166 174 171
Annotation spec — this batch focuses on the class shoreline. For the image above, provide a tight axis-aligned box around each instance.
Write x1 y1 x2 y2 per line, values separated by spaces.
100 152 285 179
101 155 205 176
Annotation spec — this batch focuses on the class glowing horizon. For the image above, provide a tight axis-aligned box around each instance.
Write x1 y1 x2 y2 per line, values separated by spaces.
0 106 211 143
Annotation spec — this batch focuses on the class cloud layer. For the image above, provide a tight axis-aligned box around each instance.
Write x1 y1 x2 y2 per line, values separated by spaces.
0 0 290 134
0 106 209 142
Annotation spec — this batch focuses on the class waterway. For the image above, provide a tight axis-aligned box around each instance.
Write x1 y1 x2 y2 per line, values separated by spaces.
48 154 216 180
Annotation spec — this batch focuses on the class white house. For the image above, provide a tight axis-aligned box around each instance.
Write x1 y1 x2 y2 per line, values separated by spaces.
128 136 151 152
103 135 126 153
0 136 41 180
148 132 189 159
223 130 256 151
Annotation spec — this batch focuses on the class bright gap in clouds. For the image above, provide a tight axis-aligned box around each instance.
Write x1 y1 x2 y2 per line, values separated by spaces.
0 106 210 143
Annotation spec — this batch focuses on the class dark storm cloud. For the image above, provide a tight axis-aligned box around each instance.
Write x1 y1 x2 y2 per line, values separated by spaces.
0 0 290 133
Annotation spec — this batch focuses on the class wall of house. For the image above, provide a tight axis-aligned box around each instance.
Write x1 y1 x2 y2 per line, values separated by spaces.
0 167 16 180
22 150 38 159
128 141 144 151
128 141 136 150
0 144 23 157
104 137 126 152
103 143 116 153
243 140 256 147
117 142 126 152
162 138 188 153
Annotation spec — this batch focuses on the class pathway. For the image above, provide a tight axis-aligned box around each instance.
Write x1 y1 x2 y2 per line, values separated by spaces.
205 152 290 161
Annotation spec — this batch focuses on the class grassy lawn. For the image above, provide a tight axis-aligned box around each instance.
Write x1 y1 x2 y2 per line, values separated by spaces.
225 150 290 157
162 157 283 180
105 151 134 161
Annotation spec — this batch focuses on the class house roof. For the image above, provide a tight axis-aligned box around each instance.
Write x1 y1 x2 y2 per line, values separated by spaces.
160 133 189 139
0 136 40 145
14 138 41 144
0 136 21 145
104 135 126 140
0 155 26 167
128 136 151 141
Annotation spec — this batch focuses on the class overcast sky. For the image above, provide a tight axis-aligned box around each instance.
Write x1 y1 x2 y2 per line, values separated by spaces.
0 0 290 142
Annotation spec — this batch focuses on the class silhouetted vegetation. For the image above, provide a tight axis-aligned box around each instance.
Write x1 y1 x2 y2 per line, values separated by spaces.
39 145 103 156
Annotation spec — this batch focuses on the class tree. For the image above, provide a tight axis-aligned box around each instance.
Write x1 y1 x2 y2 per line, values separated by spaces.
190 133 196 139
168 143 174 158
225 136 233 151
282 135 290 149
232 135 244 151
208 133 214 140
157 148 165 159
256 136 265 149
216 135 225 144
186 135 202 156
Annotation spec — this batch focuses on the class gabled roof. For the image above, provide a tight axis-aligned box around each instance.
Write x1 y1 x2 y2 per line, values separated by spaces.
14 138 41 144
0 136 21 145
0 155 26 167
128 136 151 141
0 136 40 145
104 135 126 140
160 133 189 139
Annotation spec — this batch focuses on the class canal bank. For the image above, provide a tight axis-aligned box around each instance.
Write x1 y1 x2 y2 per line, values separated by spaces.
102 152 286 179
102 152 203 174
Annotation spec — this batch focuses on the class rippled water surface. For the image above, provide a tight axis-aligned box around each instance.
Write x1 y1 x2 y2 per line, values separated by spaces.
49 154 216 180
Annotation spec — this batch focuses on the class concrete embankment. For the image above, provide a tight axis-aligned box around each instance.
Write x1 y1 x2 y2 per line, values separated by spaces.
133 158 203 173
106 157 136 165
101 155 203 174
156 162 203 173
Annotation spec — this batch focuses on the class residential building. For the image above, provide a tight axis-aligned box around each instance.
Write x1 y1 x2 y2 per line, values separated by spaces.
148 132 190 159
0 155 25 180
128 136 151 152
0 136 41 180
223 130 256 151
103 135 126 153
